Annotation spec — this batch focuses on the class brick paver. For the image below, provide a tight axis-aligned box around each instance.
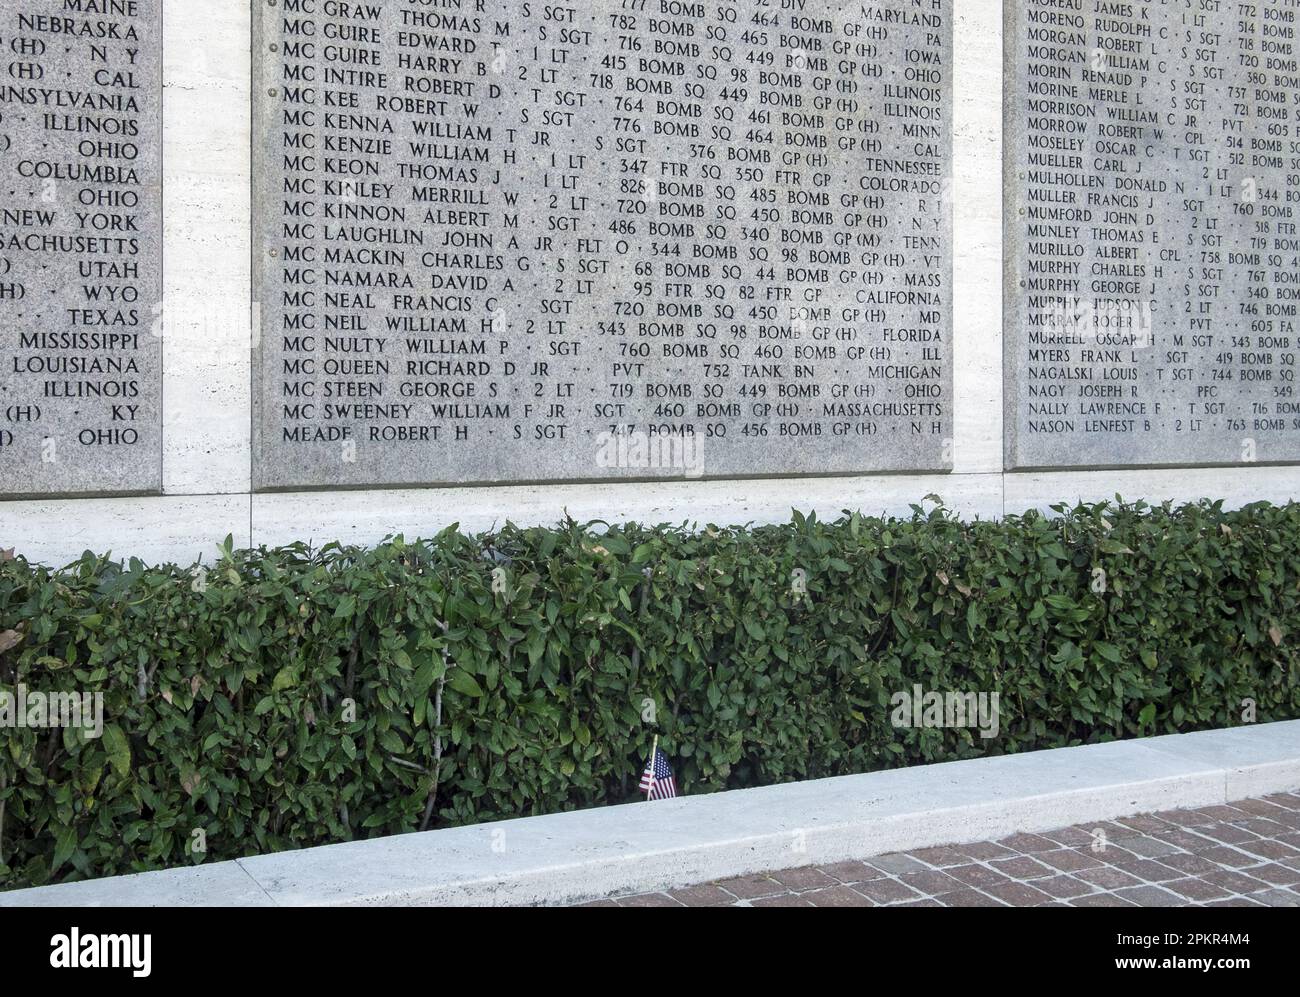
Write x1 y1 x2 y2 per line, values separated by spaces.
583 792 1300 907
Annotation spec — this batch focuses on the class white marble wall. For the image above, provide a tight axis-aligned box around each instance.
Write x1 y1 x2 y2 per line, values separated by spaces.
2 1 1298 567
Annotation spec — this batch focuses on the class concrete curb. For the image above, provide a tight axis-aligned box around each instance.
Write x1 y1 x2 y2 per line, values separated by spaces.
4 720 1299 907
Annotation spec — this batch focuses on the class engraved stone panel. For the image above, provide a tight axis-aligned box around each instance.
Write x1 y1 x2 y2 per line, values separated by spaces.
0 0 163 496
1006 0 1300 470
253 0 953 489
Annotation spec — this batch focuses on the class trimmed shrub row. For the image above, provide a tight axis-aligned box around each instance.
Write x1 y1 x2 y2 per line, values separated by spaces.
1 498 1298 889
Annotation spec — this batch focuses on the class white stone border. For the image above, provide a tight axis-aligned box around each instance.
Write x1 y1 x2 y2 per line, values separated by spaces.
4 721 1298 907
161 0 252 497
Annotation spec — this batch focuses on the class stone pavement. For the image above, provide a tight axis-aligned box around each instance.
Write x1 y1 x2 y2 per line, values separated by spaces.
583 793 1300 907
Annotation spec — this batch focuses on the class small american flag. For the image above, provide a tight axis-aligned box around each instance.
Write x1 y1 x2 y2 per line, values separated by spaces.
639 746 678 800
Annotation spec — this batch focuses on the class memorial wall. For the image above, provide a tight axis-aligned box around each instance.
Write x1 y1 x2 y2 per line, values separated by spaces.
0 1 1298 563
1006 0 1300 469
252 0 953 487
0 0 162 497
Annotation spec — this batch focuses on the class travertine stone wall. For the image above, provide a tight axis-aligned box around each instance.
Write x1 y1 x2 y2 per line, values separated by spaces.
1 1 1298 565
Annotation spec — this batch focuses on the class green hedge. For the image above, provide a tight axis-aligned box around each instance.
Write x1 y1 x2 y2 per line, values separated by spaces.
1 499 1298 889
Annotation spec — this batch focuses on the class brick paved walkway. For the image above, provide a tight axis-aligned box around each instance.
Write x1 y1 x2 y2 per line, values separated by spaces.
584 792 1300 907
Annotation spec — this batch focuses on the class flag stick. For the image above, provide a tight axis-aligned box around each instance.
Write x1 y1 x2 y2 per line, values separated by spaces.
644 734 658 801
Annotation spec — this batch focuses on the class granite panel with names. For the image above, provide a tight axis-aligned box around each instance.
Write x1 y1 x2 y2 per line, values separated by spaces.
0 0 163 496
1006 0 1300 469
253 0 953 489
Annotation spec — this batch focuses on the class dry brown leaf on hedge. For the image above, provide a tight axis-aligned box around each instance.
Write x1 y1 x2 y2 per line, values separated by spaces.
0 629 23 654
1269 625 1283 647
0 548 14 562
